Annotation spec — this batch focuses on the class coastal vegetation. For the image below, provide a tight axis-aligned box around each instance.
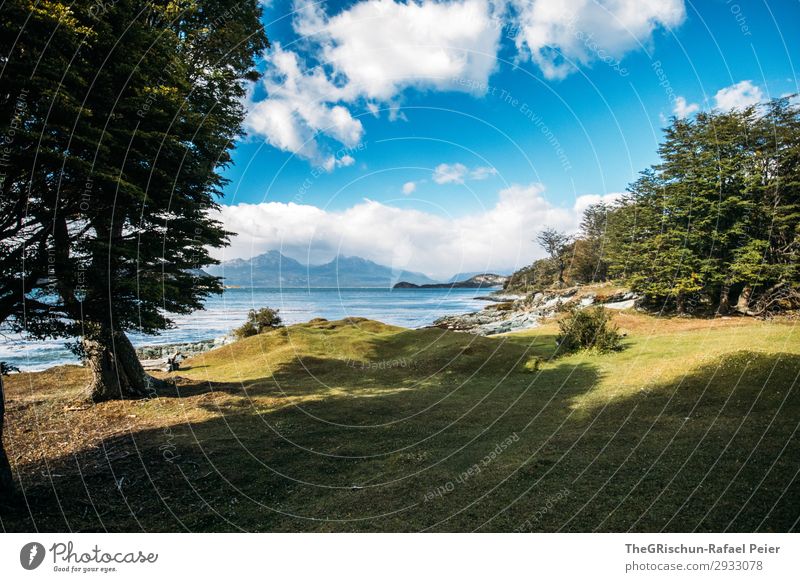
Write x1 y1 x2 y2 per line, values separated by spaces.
234 308 284 339
556 306 623 354
507 99 800 317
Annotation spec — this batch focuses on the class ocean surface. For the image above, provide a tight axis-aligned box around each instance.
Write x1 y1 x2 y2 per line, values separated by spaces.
0 287 488 371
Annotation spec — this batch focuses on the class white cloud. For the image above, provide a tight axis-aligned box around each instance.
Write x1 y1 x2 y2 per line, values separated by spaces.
714 80 763 111
214 184 612 278
246 0 500 161
320 0 500 100
337 154 356 167
470 166 498 180
432 163 498 184
244 43 364 163
246 0 687 161
433 163 469 184
673 96 699 118
402 181 417 195
572 192 624 219
507 0 685 80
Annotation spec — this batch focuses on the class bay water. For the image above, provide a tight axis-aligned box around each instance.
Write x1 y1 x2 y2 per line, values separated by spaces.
0 287 488 371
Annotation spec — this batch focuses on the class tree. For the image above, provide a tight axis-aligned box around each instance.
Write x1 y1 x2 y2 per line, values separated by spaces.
0 0 268 494
1 0 269 402
536 228 572 285
234 308 283 339
570 202 611 283
0 364 18 500
602 99 800 314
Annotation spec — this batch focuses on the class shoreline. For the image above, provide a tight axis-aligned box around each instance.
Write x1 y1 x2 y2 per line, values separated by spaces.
2 286 637 372
434 287 639 335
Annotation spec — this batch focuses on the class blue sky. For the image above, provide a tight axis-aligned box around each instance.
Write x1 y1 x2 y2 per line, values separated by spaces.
216 0 800 278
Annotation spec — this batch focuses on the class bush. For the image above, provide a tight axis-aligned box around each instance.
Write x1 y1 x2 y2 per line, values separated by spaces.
556 306 623 353
234 307 283 339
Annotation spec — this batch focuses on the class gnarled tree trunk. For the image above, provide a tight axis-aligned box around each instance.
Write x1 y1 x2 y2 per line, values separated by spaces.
735 284 753 313
0 375 14 502
676 293 687 315
82 328 164 402
716 278 732 316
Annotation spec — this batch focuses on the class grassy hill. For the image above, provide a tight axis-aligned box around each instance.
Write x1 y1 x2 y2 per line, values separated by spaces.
2 313 798 532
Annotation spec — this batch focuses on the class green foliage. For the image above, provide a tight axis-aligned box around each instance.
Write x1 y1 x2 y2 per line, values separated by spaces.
509 98 800 315
505 258 558 291
0 0 269 341
235 308 283 339
607 102 800 313
556 307 623 353
569 203 611 284
521 357 542 373
536 228 572 285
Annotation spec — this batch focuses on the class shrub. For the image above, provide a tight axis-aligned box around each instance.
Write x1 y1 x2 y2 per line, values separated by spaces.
556 306 623 353
234 307 283 339
521 357 541 373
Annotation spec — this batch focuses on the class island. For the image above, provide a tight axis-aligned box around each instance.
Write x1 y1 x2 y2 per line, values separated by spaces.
393 273 508 289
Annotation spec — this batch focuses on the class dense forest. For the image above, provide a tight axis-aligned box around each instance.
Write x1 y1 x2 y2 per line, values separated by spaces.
507 98 800 316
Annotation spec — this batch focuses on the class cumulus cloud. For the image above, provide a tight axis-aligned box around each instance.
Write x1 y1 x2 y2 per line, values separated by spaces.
673 96 699 118
507 0 685 80
433 163 469 184
402 181 417 195
244 44 364 163
319 0 500 100
572 192 624 219
246 0 500 163
714 80 763 111
214 184 616 278
247 0 686 163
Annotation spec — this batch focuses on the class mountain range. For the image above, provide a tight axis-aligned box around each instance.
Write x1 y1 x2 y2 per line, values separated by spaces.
206 251 441 288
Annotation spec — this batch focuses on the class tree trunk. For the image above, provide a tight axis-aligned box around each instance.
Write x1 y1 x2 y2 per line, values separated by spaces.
716 279 732 316
82 328 164 402
675 293 686 315
0 374 14 503
735 284 753 313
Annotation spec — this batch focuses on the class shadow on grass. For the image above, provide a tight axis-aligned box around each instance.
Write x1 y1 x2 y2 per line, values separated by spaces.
2 342 798 533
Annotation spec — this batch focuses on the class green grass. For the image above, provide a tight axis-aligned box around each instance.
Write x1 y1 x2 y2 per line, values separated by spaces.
2 314 799 532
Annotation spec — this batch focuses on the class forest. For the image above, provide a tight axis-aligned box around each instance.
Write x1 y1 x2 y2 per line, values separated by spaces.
507 98 800 317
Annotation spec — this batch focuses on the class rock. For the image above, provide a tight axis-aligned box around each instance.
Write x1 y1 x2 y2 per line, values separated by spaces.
433 286 639 336
604 299 636 310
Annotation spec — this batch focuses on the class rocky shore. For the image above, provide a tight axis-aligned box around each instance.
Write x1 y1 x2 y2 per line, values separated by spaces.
135 336 232 370
434 287 638 335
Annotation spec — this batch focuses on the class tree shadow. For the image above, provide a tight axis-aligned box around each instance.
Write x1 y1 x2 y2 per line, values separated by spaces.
2 339 797 533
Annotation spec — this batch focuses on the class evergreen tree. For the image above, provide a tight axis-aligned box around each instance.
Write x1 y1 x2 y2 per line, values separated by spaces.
604 100 799 313
0 0 268 495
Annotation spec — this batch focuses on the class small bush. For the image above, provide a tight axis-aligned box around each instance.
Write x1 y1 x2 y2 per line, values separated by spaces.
556 306 623 353
521 357 542 373
234 307 283 339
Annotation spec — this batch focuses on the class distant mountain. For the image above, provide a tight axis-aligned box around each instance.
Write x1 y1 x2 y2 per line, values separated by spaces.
393 273 508 289
206 251 438 288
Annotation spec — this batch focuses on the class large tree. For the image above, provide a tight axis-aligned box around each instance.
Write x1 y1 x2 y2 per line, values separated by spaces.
0 0 267 496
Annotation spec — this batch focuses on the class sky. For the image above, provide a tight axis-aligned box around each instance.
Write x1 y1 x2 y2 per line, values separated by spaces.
215 0 800 279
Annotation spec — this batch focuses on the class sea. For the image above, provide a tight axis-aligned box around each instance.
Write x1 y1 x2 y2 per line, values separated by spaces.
0 287 489 372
